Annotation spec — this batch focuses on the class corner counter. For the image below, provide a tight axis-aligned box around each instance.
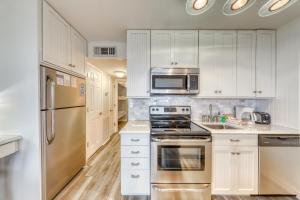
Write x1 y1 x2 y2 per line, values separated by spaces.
0 135 22 159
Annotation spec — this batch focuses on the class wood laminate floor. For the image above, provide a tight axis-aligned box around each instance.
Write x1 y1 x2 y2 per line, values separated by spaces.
55 133 298 200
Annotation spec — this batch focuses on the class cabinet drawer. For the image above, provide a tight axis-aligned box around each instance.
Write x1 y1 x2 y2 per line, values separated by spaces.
121 134 150 146
213 134 258 146
121 158 150 170
121 170 150 195
121 146 150 158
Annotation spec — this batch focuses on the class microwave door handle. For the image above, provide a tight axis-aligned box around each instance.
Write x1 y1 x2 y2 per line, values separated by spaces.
187 74 190 92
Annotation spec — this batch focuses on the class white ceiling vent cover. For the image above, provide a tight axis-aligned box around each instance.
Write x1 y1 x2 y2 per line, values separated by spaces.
93 47 117 57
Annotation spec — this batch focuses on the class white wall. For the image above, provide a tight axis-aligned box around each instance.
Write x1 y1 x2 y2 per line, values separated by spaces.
272 16 300 129
0 0 41 200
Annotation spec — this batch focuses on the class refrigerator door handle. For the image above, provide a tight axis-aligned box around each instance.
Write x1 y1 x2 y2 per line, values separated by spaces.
46 110 56 145
46 76 56 109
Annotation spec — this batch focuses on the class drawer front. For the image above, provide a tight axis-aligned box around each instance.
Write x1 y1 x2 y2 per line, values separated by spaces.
213 134 258 146
121 158 150 170
121 170 150 195
121 146 150 158
121 134 150 146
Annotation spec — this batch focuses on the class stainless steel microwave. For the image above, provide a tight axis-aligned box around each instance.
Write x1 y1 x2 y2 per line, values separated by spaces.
150 68 199 95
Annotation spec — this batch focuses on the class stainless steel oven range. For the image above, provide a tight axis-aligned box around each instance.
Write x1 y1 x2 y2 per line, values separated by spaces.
150 106 212 200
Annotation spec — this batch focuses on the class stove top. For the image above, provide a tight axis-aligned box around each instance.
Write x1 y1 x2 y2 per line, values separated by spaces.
150 106 210 136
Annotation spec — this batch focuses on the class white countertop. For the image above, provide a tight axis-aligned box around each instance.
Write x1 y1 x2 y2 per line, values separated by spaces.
193 121 299 135
119 121 150 134
119 120 299 135
0 135 22 146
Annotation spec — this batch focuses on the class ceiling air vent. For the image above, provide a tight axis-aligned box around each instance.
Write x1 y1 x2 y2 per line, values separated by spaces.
93 47 117 57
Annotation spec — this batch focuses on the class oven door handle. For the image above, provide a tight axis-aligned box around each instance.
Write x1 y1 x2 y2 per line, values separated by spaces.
152 184 210 192
187 74 191 92
152 138 211 143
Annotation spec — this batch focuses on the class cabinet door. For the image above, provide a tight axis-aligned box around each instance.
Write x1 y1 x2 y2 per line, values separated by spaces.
212 146 234 195
127 30 151 97
256 30 276 98
151 30 173 68
70 28 86 75
237 31 256 97
235 147 258 195
216 31 237 97
173 30 198 68
198 31 218 97
43 2 70 70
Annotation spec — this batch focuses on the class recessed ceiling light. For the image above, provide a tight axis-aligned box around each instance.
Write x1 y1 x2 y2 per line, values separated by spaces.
259 0 299 17
114 71 126 78
193 0 208 10
186 0 215 15
223 0 256 15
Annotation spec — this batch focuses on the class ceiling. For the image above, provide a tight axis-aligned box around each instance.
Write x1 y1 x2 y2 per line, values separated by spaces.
48 0 300 42
87 59 127 77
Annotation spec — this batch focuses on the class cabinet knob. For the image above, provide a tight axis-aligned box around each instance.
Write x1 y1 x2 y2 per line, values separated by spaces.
171 62 174 65
231 152 236 155
99 112 102 115
214 90 218 94
253 91 257 93
258 91 262 94
219 90 222 94
175 62 178 65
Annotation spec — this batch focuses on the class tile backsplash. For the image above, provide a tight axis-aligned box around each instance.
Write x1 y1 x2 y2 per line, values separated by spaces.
128 97 273 120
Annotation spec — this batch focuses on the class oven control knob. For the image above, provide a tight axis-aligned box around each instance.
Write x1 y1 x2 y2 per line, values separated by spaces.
182 108 185 112
186 108 189 112
156 108 159 111
152 108 155 111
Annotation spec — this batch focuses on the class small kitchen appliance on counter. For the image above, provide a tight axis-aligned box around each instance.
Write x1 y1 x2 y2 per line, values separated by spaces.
150 106 211 200
254 112 271 124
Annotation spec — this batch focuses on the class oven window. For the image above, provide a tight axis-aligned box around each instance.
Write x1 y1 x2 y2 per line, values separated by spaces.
158 146 205 171
152 75 187 89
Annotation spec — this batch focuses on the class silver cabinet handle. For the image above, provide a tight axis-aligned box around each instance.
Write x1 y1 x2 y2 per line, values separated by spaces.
231 152 240 155
231 152 236 155
131 174 140 179
131 139 140 142
131 162 140 166
230 139 240 142
258 91 262 94
131 151 140 154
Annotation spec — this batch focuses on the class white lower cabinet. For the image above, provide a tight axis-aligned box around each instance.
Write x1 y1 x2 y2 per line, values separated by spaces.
121 133 150 195
212 135 258 195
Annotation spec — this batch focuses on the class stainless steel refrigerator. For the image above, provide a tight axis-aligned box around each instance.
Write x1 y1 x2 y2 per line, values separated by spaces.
40 66 86 200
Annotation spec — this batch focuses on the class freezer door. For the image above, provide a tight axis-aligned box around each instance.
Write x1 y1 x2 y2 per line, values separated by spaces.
42 107 86 200
41 66 86 110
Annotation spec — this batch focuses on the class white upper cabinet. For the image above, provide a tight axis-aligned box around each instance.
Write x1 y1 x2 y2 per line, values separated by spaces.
70 28 86 75
151 31 173 68
256 30 276 98
198 31 236 97
237 31 256 97
43 2 70 70
42 1 87 76
151 30 198 68
127 30 151 98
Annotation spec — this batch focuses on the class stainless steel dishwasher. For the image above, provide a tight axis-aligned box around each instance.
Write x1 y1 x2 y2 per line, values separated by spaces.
259 134 300 195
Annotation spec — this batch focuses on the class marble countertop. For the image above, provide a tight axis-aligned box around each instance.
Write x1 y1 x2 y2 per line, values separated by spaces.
0 135 22 146
119 121 150 134
119 120 299 135
193 121 299 135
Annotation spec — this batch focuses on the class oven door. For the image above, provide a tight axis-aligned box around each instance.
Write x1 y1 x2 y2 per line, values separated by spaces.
151 184 211 200
151 136 211 184
151 74 189 94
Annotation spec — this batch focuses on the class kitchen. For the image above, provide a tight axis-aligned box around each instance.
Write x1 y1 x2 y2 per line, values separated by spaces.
1 0 300 200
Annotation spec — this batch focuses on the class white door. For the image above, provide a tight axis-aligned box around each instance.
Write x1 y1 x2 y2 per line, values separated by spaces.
43 2 70 70
102 73 110 143
256 30 276 98
86 67 102 159
198 31 218 97
173 30 198 68
151 30 173 68
70 28 86 75
216 31 237 97
127 30 151 97
109 77 116 136
237 31 256 97
235 147 258 195
212 146 234 194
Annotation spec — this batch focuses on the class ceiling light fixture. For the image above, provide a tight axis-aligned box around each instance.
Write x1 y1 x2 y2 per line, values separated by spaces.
223 0 256 15
114 71 126 78
186 0 215 15
259 0 298 17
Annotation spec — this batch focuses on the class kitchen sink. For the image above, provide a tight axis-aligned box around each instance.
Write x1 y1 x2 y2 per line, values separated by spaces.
203 124 240 130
